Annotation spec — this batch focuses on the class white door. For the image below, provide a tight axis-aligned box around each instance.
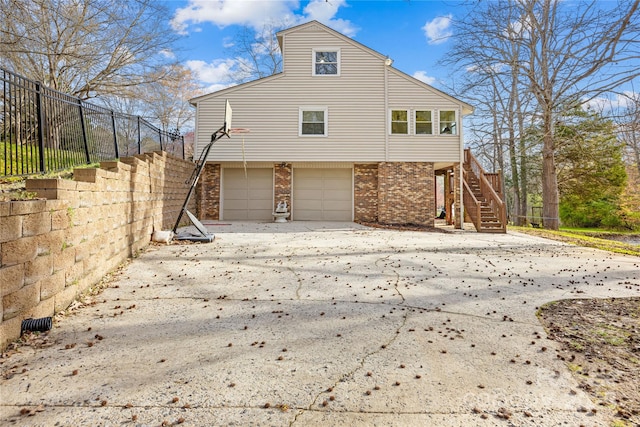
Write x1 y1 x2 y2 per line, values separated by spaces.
222 168 273 220
293 168 352 221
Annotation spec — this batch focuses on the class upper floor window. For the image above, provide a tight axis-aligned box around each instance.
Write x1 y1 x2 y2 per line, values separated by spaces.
415 110 433 135
313 49 340 76
300 107 328 136
390 110 409 134
439 110 457 135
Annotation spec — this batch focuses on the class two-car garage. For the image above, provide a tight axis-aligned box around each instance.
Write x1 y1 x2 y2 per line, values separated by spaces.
221 166 352 221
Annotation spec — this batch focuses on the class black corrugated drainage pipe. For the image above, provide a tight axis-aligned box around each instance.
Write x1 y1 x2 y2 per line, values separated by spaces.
21 317 53 334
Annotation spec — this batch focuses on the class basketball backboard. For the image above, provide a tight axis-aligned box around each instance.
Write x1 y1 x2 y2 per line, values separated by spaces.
224 99 232 135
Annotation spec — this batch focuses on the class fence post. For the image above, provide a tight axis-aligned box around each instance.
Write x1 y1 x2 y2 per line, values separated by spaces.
111 110 119 159
137 116 142 154
77 99 90 164
35 82 46 173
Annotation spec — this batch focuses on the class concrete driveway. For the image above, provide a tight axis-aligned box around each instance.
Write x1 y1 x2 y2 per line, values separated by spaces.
1 222 638 426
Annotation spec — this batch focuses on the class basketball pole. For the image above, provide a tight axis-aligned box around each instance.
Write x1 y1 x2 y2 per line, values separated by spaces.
172 125 229 234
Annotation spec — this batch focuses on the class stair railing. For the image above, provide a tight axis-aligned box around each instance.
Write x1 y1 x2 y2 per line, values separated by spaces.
462 169 482 231
464 149 507 231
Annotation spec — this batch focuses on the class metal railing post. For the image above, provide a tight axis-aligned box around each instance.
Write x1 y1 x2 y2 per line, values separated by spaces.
111 110 119 159
78 99 90 164
137 116 141 154
35 82 46 173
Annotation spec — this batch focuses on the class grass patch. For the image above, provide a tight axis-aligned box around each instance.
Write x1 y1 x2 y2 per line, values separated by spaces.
509 226 640 257
1 141 90 176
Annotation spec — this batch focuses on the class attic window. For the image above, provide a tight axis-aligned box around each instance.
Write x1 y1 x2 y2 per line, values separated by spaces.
313 49 340 76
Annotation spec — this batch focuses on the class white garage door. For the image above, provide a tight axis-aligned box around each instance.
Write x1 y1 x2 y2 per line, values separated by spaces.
293 168 352 221
223 168 273 220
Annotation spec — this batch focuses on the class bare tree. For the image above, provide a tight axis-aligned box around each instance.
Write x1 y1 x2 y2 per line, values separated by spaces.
517 0 640 229
443 0 537 225
0 0 181 100
615 93 640 176
446 0 640 230
141 64 204 133
226 23 284 84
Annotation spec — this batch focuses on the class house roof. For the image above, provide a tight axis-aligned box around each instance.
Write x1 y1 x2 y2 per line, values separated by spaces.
190 20 473 115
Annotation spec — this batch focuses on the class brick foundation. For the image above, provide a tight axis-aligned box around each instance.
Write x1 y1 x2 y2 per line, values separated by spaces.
191 161 446 228
354 164 378 223
377 162 435 226
199 163 220 220
274 163 292 212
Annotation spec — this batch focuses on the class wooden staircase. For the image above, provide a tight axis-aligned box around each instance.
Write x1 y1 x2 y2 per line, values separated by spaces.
463 149 507 233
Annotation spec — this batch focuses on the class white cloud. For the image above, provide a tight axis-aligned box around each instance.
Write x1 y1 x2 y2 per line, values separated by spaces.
413 71 436 85
159 49 176 59
186 59 237 86
582 91 639 112
171 0 357 37
422 15 452 45
171 0 297 34
303 0 357 37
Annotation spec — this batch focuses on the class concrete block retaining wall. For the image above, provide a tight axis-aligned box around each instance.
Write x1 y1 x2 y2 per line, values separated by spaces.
0 152 195 350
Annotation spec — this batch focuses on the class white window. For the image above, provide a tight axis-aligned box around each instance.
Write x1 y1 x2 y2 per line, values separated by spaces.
390 110 409 135
299 107 328 136
439 110 457 135
415 110 433 135
313 49 340 76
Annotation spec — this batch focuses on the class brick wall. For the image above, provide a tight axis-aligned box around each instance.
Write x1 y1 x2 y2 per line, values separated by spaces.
377 162 435 226
274 163 292 212
354 164 378 223
0 151 194 350
199 163 220 220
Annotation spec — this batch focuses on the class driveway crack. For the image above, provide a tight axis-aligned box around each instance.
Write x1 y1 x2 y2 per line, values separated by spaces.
290 308 410 426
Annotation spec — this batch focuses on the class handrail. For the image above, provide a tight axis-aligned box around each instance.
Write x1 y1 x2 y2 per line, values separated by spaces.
463 148 507 232
462 169 481 231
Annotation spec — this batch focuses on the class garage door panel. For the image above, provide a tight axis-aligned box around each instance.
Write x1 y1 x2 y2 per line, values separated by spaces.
324 180 350 190
296 199 323 210
324 189 351 200
324 200 351 211
293 168 352 221
225 188 248 199
248 189 271 199
295 180 322 190
225 199 248 210
327 169 351 178
223 168 273 220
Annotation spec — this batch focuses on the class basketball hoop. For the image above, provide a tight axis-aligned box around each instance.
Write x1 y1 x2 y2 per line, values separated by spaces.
228 128 251 134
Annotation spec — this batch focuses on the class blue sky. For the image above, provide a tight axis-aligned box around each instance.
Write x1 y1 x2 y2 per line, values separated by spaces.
166 0 460 94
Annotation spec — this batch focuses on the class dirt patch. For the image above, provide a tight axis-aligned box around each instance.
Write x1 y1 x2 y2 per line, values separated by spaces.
538 297 640 426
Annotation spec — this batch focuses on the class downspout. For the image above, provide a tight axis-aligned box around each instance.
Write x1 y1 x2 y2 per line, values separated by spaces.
458 105 464 229
384 59 390 161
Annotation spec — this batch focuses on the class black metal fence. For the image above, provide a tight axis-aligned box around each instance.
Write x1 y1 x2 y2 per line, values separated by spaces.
1 68 185 177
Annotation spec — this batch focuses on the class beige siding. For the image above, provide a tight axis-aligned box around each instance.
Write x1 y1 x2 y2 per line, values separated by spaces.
387 71 462 162
194 22 467 165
